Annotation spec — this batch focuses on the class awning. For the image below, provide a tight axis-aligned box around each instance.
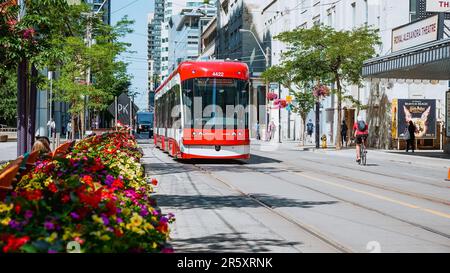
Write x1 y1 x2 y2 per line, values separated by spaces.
362 38 450 80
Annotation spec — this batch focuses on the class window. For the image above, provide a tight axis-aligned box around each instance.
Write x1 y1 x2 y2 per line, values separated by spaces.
409 0 418 22
182 78 249 129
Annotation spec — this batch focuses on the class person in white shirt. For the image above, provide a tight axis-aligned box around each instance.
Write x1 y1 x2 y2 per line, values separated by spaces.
47 118 56 138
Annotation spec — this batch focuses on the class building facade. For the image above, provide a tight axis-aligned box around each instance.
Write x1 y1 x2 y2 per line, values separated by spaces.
259 0 449 149
167 3 216 72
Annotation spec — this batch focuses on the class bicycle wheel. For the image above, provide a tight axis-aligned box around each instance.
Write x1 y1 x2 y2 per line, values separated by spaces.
361 147 367 166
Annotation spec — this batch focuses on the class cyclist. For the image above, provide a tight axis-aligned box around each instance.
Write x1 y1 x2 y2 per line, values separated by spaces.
353 116 368 163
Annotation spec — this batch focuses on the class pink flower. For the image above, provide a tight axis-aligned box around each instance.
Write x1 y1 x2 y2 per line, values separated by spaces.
23 28 35 40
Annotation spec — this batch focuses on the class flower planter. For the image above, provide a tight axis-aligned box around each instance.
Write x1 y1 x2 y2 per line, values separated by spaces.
0 135 8 142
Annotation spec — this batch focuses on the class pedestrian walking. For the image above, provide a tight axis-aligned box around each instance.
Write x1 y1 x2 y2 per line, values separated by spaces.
267 120 276 141
47 118 56 138
67 121 72 140
341 120 348 147
254 121 261 140
306 119 314 143
406 121 417 152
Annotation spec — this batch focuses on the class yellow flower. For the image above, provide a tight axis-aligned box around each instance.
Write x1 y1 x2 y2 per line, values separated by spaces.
100 235 110 241
92 215 104 225
0 203 13 213
152 242 157 249
131 226 145 235
122 208 131 216
143 222 154 231
1 217 11 226
45 232 58 243
130 213 143 227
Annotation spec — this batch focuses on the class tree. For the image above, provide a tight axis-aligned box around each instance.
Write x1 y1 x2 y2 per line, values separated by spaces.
276 25 380 149
262 61 315 145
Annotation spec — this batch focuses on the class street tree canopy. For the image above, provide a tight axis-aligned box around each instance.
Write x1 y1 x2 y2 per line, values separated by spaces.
274 25 380 148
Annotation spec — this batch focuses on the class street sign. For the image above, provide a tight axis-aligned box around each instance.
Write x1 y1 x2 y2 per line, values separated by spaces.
392 15 439 52
426 0 450 13
107 93 139 126
269 83 279 91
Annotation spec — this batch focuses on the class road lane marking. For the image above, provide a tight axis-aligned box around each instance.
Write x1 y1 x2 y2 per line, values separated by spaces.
296 172 450 220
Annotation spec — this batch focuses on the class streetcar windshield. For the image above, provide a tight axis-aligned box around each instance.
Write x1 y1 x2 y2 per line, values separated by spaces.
182 78 249 129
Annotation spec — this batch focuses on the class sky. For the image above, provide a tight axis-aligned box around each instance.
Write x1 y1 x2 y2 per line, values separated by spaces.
111 0 154 111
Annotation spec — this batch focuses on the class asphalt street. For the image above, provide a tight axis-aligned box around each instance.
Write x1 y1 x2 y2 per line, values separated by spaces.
140 138 450 253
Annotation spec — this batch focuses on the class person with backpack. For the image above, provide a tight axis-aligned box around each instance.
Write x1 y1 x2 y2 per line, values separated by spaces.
353 116 368 163
306 119 314 143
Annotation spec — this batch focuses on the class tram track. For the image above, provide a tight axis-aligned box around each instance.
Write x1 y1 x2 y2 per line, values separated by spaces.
215 162 450 241
246 152 450 207
146 147 353 253
145 145 450 251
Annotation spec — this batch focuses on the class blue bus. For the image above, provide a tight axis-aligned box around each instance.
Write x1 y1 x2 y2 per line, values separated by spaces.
136 112 153 136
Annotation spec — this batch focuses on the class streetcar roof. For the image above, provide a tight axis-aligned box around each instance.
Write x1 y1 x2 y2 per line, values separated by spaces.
155 61 249 94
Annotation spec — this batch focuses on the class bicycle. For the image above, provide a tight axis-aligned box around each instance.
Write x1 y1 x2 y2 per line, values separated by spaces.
358 135 367 166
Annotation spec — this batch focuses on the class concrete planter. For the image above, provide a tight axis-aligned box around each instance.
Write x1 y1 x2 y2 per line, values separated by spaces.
0 135 8 142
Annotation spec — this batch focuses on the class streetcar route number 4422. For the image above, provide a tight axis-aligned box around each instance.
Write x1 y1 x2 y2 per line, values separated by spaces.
212 72 224 77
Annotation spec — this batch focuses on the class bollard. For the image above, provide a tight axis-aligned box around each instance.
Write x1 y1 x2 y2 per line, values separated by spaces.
56 132 60 147
446 168 450 181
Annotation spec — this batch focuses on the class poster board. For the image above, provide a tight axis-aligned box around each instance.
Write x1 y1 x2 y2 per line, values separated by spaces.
397 99 436 139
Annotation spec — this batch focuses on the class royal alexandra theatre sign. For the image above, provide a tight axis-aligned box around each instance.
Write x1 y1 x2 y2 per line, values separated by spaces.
426 0 450 12
392 15 439 52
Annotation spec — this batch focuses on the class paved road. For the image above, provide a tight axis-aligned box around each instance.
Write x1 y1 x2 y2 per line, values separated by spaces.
141 140 450 253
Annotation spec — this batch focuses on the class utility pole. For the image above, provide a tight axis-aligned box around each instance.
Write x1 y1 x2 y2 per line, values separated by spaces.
17 0 27 156
82 0 108 136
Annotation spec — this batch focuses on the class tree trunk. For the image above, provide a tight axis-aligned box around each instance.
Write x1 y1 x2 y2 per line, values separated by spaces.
301 116 306 146
336 75 342 150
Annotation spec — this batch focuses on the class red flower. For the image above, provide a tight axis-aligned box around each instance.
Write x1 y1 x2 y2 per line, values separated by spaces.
14 204 21 214
151 178 158 186
112 179 124 189
48 183 58 193
2 235 30 253
81 175 94 188
61 193 70 203
22 189 43 201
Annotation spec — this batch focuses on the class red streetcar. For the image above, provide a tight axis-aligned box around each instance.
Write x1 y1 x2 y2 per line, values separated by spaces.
154 61 250 160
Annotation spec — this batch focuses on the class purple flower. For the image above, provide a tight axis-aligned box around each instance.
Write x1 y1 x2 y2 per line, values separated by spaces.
105 175 115 186
160 217 168 224
152 210 159 216
140 208 149 217
101 214 110 226
116 217 123 223
44 221 55 230
9 220 21 230
70 212 80 220
48 249 58 254
24 210 33 219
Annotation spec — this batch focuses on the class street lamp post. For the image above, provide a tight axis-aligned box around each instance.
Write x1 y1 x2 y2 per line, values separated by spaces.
82 0 109 136
238 29 272 141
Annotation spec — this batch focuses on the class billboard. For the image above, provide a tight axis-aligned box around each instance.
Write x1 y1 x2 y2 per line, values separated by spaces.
397 99 436 139
391 99 398 139
426 0 450 13
392 15 439 52
446 91 450 137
